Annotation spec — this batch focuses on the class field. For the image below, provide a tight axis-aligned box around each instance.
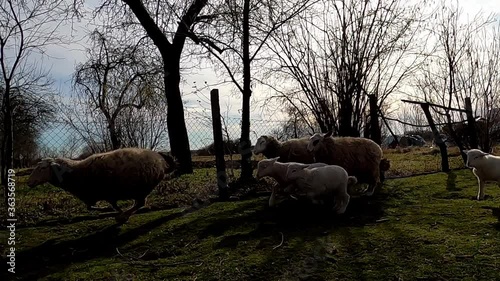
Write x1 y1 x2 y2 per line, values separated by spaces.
2 147 500 280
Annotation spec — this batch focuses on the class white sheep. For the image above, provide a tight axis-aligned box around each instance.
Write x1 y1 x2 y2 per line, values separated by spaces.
27 147 177 223
464 149 500 200
256 157 327 207
253 135 315 163
285 163 357 214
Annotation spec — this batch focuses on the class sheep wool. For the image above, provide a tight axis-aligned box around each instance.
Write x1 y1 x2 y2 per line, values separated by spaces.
464 149 500 200
285 163 355 214
256 158 327 207
308 132 390 196
27 147 177 223
253 135 315 163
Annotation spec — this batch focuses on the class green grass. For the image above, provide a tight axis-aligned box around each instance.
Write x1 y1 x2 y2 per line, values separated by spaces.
2 168 500 280
383 146 464 177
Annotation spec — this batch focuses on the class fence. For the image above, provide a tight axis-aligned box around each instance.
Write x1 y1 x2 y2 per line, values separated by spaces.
32 117 289 160
16 115 465 178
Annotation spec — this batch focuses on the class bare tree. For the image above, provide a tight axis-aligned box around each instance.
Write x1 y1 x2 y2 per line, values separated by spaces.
412 0 495 157
119 82 169 150
116 0 215 174
72 30 161 150
192 0 312 181
265 0 428 143
457 20 500 151
0 0 69 202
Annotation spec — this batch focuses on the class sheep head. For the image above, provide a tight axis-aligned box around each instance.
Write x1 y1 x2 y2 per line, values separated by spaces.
285 163 308 181
27 158 72 187
307 131 333 152
27 158 55 187
464 149 489 168
253 135 271 154
256 157 279 179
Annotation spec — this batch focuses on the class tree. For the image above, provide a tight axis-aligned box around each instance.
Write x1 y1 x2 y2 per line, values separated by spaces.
265 0 428 142
0 88 54 167
116 0 214 174
412 1 495 158
71 30 162 150
0 0 69 202
193 0 311 181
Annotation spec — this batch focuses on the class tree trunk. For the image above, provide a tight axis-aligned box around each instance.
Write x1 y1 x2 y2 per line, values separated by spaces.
421 103 449 172
122 0 199 175
108 119 121 150
369 94 381 144
239 0 254 181
338 96 353 136
363 114 370 138
464 97 478 149
445 113 467 164
164 64 193 174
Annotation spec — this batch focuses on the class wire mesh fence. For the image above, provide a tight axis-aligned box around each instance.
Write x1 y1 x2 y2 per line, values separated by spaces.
32 117 288 159
17 115 466 177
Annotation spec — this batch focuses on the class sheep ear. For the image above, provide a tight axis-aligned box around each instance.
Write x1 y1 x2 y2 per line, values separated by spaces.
462 150 468 155
270 157 279 162
325 131 333 138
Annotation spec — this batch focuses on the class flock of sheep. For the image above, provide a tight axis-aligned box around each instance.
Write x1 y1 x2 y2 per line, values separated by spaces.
253 132 391 213
25 131 499 224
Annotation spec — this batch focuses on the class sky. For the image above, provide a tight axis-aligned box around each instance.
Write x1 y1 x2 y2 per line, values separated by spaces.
13 0 500 154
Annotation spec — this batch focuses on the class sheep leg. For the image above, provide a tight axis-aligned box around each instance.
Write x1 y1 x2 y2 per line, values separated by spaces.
365 167 382 196
115 197 146 224
477 179 486 200
365 178 380 197
334 193 350 214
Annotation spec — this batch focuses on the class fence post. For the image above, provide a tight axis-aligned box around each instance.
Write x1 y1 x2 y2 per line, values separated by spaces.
465 97 478 149
421 103 450 172
210 89 229 200
369 94 381 144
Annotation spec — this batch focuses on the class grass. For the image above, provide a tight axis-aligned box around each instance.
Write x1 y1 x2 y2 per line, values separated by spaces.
0 146 489 280
2 167 500 280
5 146 464 228
383 146 465 177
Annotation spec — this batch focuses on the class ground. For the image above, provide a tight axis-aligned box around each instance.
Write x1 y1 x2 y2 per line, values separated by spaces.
2 147 500 280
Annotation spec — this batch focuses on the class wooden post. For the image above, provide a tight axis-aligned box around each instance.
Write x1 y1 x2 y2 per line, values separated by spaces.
369 94 381 144
465 97 478 149
210 89 229 199
420 103 450 172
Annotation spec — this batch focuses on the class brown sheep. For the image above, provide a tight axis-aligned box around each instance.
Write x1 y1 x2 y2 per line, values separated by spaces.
307 132 391 196
253 135 315 163
27 147 177 224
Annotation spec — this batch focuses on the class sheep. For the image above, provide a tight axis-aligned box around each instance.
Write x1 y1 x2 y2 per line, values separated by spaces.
285 163 357 214
27 147 177 224
463 149 500 200
307 131 391 196
253 135 315 163
256 157 327 207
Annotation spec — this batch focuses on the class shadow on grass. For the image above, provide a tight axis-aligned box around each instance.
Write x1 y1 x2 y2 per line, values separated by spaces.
446 171 458 191
481 206 500 230
199 193 387 249
20 205 179 229
197 193 388 280
9 210 187 281
8 191 387 281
